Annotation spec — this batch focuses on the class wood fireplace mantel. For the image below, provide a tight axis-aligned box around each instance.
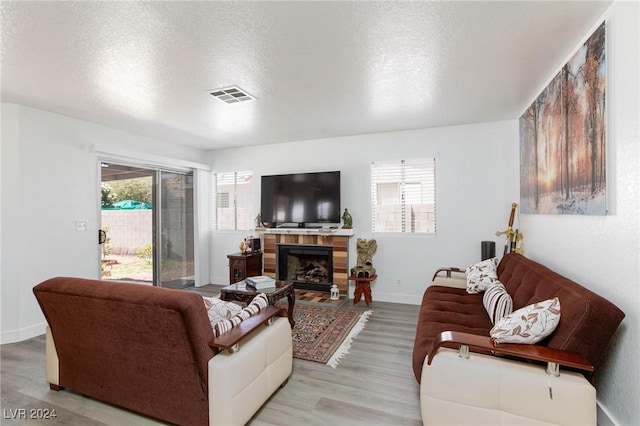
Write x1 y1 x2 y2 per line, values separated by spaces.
261 228 354 237
261 230 352 294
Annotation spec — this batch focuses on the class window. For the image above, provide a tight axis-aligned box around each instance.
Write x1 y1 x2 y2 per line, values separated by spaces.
371 158 436 233
212 171 253 230
217 192 230 209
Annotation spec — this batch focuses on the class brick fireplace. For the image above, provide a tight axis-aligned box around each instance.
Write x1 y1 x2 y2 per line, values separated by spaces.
263 232 349 294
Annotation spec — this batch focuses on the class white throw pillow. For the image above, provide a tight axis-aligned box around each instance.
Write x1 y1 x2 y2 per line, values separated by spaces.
466 257 499 294
211 293 270 337
202 297 242 327
490 297 561 344
483 281 513 324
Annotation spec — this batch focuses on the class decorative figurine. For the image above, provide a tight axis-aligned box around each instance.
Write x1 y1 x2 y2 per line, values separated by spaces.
255 213 265 229
239 240 248 254
350 238 377 277
341 208 353 229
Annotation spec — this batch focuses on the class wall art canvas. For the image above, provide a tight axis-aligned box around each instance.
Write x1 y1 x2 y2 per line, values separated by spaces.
520 22 606 215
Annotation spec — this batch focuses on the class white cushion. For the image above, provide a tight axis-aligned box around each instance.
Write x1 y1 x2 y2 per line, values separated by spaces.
482 281 513 324
465 257 499 294
490 297 561 344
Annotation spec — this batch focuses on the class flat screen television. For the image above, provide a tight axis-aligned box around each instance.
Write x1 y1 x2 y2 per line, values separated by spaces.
260 171 340 228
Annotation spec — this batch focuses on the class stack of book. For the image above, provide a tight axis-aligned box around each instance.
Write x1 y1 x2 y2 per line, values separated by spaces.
245 275 276 290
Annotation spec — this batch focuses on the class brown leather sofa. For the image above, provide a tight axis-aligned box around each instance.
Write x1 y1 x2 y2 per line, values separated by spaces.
413 253 624 425
33 277 293 426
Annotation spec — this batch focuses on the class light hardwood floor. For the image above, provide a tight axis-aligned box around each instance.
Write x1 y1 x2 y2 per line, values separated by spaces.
1 285 422 425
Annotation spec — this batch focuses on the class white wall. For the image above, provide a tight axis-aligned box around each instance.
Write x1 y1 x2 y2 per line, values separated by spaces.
0 104 206 343
518 3 639 424
207 120 519 303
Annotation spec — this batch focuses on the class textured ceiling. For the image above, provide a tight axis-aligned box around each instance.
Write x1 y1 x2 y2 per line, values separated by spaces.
0 1 611 150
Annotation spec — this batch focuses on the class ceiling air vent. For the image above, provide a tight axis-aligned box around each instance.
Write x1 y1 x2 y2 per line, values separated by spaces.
209 86 255 104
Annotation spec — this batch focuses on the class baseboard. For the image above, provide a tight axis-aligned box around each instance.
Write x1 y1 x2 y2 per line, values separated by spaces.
597 401 617 426
211 276 228 287
1 321 46 344
372 291 422 305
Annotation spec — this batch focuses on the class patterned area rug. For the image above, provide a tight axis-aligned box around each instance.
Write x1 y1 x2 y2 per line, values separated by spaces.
288 304 372 367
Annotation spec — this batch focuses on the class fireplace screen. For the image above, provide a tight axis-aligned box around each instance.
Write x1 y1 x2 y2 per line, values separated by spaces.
277 244 333 291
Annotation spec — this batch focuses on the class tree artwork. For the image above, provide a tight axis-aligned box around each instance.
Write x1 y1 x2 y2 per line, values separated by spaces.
520 22 606 215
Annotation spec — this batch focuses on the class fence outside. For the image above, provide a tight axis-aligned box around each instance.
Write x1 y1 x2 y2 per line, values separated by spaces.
101 210 152 255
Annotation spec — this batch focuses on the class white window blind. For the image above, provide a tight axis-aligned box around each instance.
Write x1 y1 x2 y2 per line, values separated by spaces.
371 158 436 234
212 171 253 230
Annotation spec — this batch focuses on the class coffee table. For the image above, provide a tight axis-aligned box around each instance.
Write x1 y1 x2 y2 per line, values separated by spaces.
220 280 295 328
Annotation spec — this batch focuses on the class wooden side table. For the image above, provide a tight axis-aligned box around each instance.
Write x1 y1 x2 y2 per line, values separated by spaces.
227 252 262 284
349 275 377 307
219 280 296 328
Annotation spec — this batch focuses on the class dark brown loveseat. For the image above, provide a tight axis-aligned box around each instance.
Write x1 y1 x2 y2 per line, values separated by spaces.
33 277 293 426
413 253 624 425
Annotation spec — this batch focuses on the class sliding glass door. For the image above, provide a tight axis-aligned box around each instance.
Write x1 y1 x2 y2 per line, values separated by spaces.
101 163 155 283
158 171 194 288
100 162 194 288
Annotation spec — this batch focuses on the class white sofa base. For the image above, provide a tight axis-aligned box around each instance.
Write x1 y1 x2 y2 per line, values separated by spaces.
421 348 596 425
45 326 60 387
209 316 292 426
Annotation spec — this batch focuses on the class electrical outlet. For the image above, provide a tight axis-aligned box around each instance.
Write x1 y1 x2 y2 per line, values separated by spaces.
396 278 401 287
75 220 88 231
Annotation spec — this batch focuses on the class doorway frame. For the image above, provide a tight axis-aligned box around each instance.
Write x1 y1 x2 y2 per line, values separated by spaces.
93 146 210 288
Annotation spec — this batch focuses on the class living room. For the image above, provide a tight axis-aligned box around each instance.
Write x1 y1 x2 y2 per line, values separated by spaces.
1 1 638 425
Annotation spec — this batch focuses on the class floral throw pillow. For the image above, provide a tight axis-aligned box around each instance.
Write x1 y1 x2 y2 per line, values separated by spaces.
465 257 499 294
482 281 513 324
212 293 269 337
203 296 243 326
490 297 561 344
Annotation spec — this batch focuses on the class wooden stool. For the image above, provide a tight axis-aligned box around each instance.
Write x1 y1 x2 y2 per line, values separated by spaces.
349 275 377 307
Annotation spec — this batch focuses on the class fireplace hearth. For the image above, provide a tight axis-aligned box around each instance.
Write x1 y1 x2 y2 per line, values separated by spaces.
277 244 333 292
